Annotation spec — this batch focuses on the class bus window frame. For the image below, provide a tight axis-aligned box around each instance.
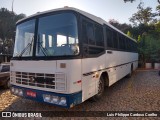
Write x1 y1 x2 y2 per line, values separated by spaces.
104 24 137 53
80 15 105 58
12 10 83 60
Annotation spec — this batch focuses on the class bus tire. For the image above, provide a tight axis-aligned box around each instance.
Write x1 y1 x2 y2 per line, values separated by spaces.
4 77 10 89
91 76 105 101
127 65 133 78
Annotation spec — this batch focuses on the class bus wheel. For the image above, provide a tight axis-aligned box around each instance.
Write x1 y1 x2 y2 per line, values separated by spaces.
91 76 105 101
127 65 133 78
4 77 10 89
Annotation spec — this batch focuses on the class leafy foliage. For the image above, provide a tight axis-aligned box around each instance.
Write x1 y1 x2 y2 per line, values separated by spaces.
137 22 160 66
142 34 160 62
124 0 135 3
0 8 26 56
0 8 26 40
124 0 160 4
108 19 132 34
127 31 132 37
129 2 155 26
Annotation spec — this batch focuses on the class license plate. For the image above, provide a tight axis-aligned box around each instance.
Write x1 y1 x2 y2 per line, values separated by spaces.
26 90 36 97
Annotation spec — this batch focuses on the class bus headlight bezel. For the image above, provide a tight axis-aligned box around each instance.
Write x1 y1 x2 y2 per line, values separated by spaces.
43 94 51 102
10 87 23 96
43 94 67 106
59 97 67 105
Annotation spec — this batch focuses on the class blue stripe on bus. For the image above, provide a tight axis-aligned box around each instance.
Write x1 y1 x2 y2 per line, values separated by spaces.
11 85 82 108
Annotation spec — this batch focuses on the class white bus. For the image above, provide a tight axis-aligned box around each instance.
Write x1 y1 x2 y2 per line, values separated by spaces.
10 7 138 108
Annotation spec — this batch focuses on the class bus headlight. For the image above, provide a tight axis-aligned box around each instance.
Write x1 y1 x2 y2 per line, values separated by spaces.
43 94 51 102
11 87 23 96
59 97 66 105
51 96 59 103
18 89 23 96
11 87 15 93
15 88 19 95
43 94 67 106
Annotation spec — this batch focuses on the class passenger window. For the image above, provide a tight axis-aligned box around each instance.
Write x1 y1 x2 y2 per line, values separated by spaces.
119 35 126 50
113 31 118 48
106 27 113 48
95 25 104 46
82 21 88 44
125 39 129 50
87 23 95 45
130 41 134 51
82 19 104 56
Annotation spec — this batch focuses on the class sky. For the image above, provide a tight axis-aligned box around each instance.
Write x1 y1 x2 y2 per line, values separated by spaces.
0 0 159 24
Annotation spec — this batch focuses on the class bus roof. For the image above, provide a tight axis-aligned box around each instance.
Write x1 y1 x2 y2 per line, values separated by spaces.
17 7 136 42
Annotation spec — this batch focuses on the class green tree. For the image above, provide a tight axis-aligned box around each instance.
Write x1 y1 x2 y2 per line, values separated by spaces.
155 21 160 32
124 0 135 2
124 0 160 4
129 2 155 26
127 31 132 37
0 8 26 55
137 35 141 43
108 19 132 34
0 8 26 40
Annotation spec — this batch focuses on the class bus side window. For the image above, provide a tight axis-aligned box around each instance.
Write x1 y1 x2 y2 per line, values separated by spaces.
125 38 129 51
82 18 104 56
135 42 138 52
131 41 134 52
119 34 126 50
95 25 104 46
106 27 113 48
113 31 118 49
82 20 88 44
87 23 95 45
82 20 95 45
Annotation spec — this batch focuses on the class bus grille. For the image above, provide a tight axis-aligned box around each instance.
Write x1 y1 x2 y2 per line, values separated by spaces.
10 72 66 91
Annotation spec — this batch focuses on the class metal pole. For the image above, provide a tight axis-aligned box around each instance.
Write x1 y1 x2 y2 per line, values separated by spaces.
12 0 15 13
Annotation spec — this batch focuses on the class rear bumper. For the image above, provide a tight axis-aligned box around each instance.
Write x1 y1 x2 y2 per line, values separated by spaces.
10 85 82 108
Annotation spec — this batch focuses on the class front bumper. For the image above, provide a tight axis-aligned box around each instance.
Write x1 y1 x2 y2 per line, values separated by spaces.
10 85 82 108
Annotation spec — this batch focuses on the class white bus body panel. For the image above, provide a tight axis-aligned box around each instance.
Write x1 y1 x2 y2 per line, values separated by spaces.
106 50 138 86
81 50 138 101
10 59 82 94
82 54 105 101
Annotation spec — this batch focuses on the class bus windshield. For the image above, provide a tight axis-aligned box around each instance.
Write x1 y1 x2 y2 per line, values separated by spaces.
13 12 79 57
13 19 35 57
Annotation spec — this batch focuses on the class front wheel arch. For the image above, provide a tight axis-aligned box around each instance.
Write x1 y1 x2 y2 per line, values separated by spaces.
127 63 133 78
91 75 105 101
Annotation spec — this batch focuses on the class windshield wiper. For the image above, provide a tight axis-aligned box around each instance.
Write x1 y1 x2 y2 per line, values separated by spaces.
18 37 34 57
37 35 50 56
